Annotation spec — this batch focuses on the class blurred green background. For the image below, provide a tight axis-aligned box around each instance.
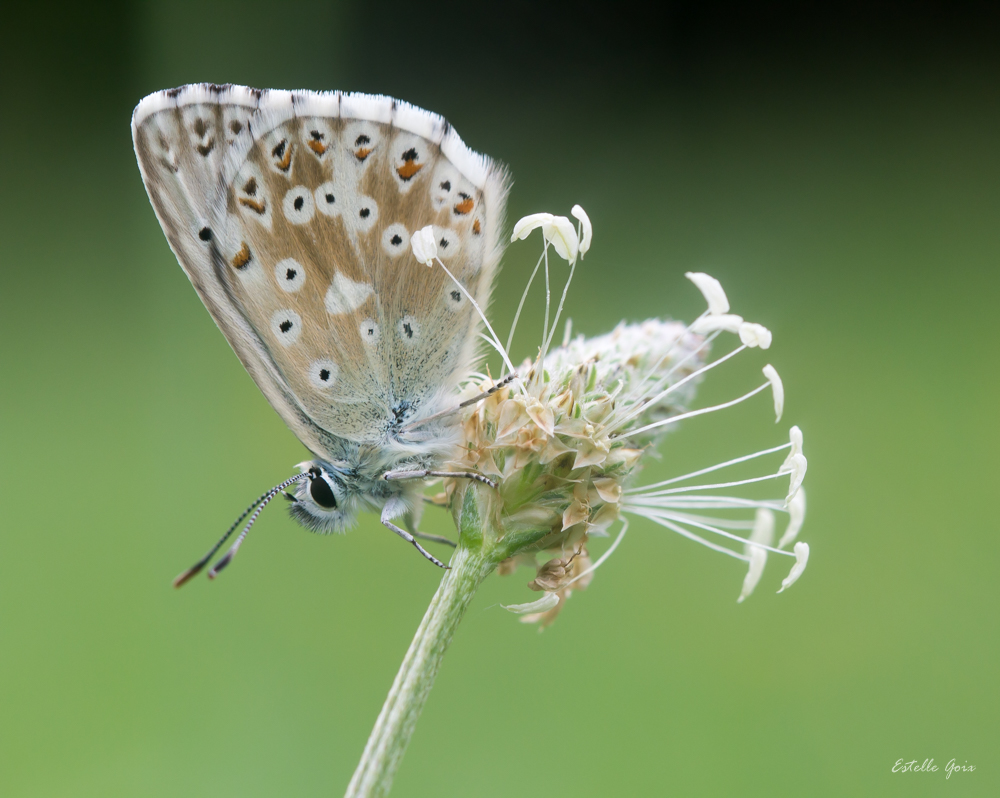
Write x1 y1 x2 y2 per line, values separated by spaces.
2 3 997 796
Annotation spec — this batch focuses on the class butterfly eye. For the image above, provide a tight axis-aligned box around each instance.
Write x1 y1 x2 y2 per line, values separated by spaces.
308 473 338 509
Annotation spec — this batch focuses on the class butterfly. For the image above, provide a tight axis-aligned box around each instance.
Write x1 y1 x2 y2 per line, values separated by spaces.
132 84 511 582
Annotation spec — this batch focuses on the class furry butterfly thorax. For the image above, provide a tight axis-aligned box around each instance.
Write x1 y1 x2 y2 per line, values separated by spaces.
132 83 510 575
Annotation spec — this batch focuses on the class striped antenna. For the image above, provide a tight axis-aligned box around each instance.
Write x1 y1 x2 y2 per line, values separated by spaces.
172 472 309 588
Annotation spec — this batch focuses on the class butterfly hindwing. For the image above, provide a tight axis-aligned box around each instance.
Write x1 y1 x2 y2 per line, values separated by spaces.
133 84 509 461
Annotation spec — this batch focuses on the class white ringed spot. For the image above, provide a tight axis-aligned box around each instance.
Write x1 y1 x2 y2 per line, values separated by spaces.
282 186 315 224
444 285 466 312
434 226 462 258
274 258 306 292
344 195 378 235
381 224 410 257
314 181 339 217
309 359 339 390
270 309 303 346
359 318 380 345
398 315 420 344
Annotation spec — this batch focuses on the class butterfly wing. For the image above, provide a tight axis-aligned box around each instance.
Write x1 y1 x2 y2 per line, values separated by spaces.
133 84 509 460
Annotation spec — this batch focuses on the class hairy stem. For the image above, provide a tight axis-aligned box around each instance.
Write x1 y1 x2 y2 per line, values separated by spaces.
344 541 498 798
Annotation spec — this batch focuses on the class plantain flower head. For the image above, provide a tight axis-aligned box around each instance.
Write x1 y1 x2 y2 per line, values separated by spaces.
440 207 812 625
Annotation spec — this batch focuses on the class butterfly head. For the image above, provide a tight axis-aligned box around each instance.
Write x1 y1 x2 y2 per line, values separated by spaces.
287 460 376 533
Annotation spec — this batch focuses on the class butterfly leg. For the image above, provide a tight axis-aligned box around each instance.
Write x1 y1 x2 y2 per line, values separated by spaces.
381 500 450 569
402 504 456 547
412 530 458 548
383 469 498 489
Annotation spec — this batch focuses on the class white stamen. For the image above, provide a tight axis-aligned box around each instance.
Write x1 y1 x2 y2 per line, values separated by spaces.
541 246 551 368
763 364 784 422
778 487 806 549
511 212 554 241
738 508 775 603
571 204 592 257
629 470 790 498
630 316 712 399
781 425 804 471
630 510 749 561
739 322 772 349
661 512 756 530
626 442 791 493
502 592 560 614
604 329 717 433
752 509 777 547
564 519 628 588
617 378 770 441
434 258 517 375
410 225 437 266
542 250 578 355
545 216 579 263
785 453 808 504
739 547 767 604
511 212 579 263
477 332 516 364
690 313 744 334
629 507 794 558
503 249 546 370
685 272 730 315
777 542 810 593
608 342 746 434
644 497 786 511
562 318 573 347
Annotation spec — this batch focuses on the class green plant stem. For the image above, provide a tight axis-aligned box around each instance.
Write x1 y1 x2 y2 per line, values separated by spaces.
344 542 498 798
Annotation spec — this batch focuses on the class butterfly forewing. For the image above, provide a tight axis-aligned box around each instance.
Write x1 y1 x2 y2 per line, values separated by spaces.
133 85 509 460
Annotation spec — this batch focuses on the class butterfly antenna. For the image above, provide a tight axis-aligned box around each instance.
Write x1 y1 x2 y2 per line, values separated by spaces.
172 473 308 588
206 473 310 580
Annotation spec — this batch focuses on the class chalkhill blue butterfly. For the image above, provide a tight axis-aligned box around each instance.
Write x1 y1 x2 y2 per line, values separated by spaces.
132 84 510 582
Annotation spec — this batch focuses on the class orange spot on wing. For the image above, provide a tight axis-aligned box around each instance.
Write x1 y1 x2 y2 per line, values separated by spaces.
231 242 252 270
396 160 423 180
238 197 266 214
276 144 293 171
355 147 372 161
454 196 474 215
472 219 481 235
307 140 328 155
